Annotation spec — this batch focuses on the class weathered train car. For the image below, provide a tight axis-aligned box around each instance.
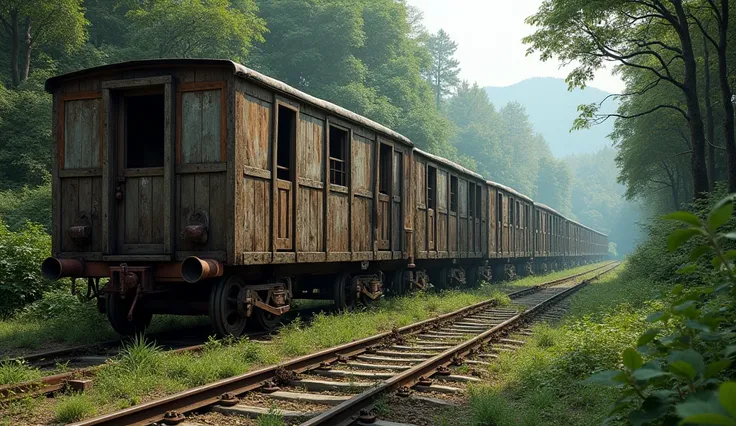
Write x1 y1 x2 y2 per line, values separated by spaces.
412 149 488 287
486 181 535 277
41 59 609 337
42 59 416 336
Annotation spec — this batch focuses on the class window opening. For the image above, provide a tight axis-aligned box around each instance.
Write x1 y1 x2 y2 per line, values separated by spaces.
427 166 437 209
126 94 165 168
450 176 458 213
277 105 296 181
329 125 348 187
468 183 475 217
476 186 482 218
497 193 503 222
379 144 392 195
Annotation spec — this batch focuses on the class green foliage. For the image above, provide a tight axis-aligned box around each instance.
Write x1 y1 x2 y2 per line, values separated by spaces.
0 85 52 190
125 0 266 61
424 29 460 107
53 393 97 424
0 179 52 232
0 219 54 317
588 193 736 424
0 359 41 385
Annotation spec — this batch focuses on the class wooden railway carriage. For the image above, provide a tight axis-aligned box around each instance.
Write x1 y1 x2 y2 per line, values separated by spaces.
412 149 488 287
42 59 608 337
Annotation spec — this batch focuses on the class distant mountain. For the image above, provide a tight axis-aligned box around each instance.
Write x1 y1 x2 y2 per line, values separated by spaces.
484 78 617 157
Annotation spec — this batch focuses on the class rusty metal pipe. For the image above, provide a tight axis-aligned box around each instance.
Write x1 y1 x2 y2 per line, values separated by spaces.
41 257 85 280
181 257 224 283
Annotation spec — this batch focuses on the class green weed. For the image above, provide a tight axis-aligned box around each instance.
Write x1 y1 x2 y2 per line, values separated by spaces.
0 359 41 385
54 393 97 424
256 406 285 426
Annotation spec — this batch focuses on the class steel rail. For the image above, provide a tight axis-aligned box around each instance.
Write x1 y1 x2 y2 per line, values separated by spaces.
62 262 615 426
302 262 621 426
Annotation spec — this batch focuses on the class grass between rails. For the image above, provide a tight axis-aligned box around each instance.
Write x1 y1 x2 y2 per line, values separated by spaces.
0 262 608 424
457 263 671 426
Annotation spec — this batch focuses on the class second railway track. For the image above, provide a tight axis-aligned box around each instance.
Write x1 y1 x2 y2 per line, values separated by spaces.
44 261 619 426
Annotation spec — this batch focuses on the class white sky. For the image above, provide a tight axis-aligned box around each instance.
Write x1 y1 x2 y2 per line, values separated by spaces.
406 0 625 93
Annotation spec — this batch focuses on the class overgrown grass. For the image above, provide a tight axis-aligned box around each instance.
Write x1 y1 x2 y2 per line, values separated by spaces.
463 264 670 426
0 359 41 385
0 288 210 354
498 261 612 290
0 262 609 423
53 393 97 424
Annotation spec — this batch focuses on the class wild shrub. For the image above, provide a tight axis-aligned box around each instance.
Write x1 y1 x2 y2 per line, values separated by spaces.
0 219 55 317
626 183 733 285
588 193 736 424
53 393 97 423
0 180 52 232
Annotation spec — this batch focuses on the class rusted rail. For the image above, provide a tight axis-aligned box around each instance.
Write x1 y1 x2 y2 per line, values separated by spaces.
61 262 617 426
303 262 620 425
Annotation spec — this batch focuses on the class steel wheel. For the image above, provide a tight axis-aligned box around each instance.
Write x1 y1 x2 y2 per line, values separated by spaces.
333 273 357 312
105 293 152 336
209 276 248 337
252 305 282 331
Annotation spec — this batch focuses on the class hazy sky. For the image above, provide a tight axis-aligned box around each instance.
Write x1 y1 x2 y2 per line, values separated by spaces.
406 0 625 93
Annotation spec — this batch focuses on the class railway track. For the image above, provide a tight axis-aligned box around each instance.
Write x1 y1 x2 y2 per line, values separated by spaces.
44 261 618 426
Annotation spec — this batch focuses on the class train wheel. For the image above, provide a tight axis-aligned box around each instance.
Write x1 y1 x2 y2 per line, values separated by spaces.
252 308 281 332
105 293 152 336
333 273 358 312
209 276 248 337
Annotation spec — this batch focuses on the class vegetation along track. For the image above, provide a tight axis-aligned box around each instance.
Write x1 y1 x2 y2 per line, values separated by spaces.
56 261 617 426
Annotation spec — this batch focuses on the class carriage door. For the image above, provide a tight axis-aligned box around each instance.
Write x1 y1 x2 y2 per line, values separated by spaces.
106 77 173 255
274 103 297 251
427 166 437 251
377 143 392 250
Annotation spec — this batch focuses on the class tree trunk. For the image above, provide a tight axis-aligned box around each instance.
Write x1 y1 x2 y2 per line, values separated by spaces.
673 2 710 198
9 11 20 87
716 0 736 193
703 34 717 189
21 16 30 84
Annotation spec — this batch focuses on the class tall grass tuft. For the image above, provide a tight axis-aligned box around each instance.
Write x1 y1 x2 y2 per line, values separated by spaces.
54 393 97 423
0 359 41 385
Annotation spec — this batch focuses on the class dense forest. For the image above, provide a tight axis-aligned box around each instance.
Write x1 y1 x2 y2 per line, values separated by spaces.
0 0 637 254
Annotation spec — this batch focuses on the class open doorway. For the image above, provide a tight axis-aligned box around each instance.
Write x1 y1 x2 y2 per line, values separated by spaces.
125 94 165 168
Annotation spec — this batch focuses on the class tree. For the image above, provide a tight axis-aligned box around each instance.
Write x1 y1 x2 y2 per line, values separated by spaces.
126 0 266 61
425 29 460 108
525 0 711 198
694 0 736 192
0 0 87 87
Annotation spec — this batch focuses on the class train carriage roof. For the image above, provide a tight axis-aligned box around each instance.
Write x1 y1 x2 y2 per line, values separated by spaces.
485 180 534 203
414 148 484 180
45 58 413 147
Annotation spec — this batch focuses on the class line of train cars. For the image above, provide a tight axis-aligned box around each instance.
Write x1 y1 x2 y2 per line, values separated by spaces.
41 59 608 336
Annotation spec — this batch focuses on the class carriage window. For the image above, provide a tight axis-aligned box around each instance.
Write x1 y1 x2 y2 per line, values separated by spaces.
468 183 475 217
450 176 458 213
329 125 348 187
476 186 482 217
379 144 392 195
509 199 514 226
126 94 165 168
427 166 437 209
516 201 520 227
497 194 503 222
277 105 296 181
